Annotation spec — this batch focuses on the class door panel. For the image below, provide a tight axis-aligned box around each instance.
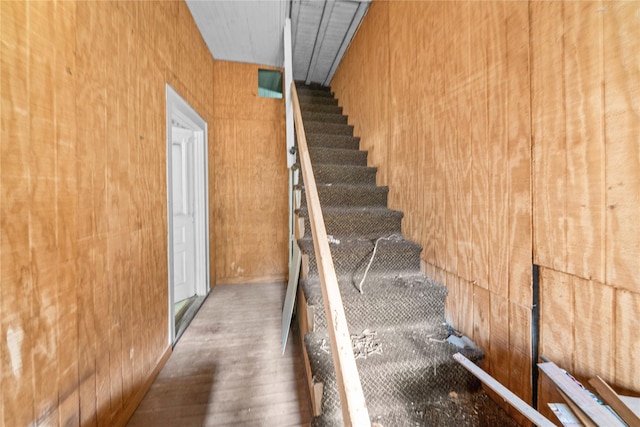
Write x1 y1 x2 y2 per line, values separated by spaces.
172 127 197 303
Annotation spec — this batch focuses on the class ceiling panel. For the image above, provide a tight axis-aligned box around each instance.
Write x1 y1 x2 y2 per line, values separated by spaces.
186 0 370 86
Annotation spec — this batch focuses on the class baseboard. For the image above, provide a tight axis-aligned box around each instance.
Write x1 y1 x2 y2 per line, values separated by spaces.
216 274 287 285
113 345 172 427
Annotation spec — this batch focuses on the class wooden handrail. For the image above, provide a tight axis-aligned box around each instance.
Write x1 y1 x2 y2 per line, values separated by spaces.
291 83 371 427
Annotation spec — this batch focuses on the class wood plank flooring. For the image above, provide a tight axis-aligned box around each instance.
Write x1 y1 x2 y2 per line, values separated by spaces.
127 282 312 427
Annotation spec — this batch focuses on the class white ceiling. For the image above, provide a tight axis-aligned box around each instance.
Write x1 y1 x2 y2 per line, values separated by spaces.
186 0 370 87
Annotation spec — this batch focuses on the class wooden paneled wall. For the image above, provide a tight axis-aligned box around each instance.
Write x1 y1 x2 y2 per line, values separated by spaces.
332 0 640 423
0 1 216 425
531 1 640 421
212 61 288 284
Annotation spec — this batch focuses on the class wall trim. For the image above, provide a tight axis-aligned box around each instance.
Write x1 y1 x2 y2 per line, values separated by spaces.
217 275 287 285
113 345 172 427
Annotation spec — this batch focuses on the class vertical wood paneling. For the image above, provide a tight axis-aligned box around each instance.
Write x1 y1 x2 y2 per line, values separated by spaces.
531 2 567 272
1 2 35 425
333 0 640 414
28 1 59 423
572 277 613 380
432 3 447 273
455 1 472 282
332 0 534 407
615 289 640 391
487 2 509 299
469 2 490 291
604 2 640 293
387 2 416 232
441 3 458 276
489 294 509 391
1 1 217 424
564 2 605 283
506 3 532 308
508 302 531 425
0 7 3 425
212 61 287 284
539 268 574 369
472 284 491 367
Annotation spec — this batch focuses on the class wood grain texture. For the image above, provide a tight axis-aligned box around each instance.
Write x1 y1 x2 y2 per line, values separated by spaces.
563 2 605 284
1 1 216 425
331 0 535 407
572 276 614 381
588 376 640 427
539 268 574 371
469 2 490 292
212 61 287 284
530 1 567 273
333 0 640 411
615 289 640 392
506 2 532 308
508 302 531 425
1 3 35 425
604 2 640 293
487 1 509 299
128 282 312 427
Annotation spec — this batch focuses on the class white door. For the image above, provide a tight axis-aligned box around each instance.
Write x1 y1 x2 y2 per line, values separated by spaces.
171 127 197 303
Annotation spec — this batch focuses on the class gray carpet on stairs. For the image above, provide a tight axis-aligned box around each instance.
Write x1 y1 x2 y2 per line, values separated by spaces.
295 82 519 427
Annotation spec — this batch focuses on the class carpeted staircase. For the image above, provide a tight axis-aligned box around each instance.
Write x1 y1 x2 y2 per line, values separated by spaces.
294 83 519 426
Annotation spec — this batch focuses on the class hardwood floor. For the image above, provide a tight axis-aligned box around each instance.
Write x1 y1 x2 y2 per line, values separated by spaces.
127 282 312 427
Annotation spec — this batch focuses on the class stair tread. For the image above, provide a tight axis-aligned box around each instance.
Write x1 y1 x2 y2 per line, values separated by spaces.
306 134 360 149
302 112 348 122
299 205 402 215
301 276 447 333
301 274 443 304
300 184 388 207
304 328 484 422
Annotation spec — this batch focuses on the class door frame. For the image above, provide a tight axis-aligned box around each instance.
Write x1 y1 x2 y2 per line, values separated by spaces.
166 84 210 344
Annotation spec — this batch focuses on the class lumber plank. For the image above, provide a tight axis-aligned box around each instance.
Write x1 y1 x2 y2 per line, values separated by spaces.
619 396 640 419
548 403 583 427
454 353 555 427
589 376 640 427
538 362 625 427
558 389 597 427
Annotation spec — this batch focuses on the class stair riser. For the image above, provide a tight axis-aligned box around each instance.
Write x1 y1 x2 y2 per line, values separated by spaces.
299 96 339 106
302 112 349 124
306 134 360 150
304 122 354 136
301 104 344 114
301 212 402 239
307 148 367 166
314 165 377 186
301 186 388 207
